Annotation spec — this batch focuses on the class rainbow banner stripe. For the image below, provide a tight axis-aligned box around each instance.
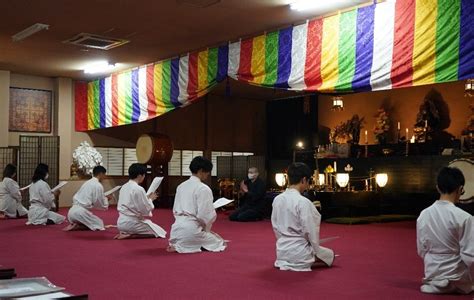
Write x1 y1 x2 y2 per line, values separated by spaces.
76 0 474 131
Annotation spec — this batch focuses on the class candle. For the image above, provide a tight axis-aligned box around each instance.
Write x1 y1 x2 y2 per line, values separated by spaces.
365 130 368 144
424 120 428 128
334 161 337 172
406 128 409 137
397 122 400 130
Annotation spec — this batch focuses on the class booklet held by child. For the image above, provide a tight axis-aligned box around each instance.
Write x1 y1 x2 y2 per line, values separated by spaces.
213 198 234 209
147 177 164 196
51 181 68 192
104 186 122 196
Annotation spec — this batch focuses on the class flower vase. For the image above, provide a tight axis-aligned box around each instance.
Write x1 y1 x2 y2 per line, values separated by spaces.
70 163 79 179
76 167 92 179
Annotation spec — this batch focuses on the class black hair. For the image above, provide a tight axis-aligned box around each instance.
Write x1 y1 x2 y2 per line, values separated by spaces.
3 164 17 179
189 156 213 174
93 165 107 176
128 163 147 179
32 163 49 183
437 166 465 194
287 162 312 185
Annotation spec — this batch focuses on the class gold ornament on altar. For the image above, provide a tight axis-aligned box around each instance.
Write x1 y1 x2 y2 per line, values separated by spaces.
325 165 334 173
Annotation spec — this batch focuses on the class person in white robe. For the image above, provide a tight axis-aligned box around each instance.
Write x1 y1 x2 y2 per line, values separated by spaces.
271 162 334 271
64 166 111 231
0 164 28 219
115 163 166 239
417 166 473 294
168 156 226 253
27 163 65 225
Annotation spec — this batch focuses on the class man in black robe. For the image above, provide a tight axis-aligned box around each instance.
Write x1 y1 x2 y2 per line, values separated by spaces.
229 167 266 222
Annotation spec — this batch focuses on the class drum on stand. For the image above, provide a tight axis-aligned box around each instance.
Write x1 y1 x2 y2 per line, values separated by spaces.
136 133 173 207
448 158 473 204
136 133 173 166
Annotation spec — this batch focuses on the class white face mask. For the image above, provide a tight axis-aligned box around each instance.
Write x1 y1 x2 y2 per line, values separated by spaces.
45 174 49 180
248 173 257 180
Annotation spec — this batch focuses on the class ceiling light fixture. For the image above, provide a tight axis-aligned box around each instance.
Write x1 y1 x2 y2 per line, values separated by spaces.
83 61 116 74
12 23 49 42
289 0 371 12
289 0 322 11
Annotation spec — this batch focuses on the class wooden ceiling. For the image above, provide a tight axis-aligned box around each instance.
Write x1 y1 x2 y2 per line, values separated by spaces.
0 0 369 80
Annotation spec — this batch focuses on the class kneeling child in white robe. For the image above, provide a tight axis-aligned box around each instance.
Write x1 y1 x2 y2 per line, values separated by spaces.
115 163 166 239
65 166 111 231
169 156 226 253
0 164 28 219
271 162 334 271
417 167 473 294
27 163 65 225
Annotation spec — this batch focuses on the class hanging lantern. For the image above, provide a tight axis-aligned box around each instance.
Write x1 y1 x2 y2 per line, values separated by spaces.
331 96 344 111
465 79 474 97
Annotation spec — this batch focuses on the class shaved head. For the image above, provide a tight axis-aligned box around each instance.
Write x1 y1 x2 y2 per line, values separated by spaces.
248 167 258 173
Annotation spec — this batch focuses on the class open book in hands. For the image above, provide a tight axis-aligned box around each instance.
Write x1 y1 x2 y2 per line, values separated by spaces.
19 184 32 192
104 186 121 196
147 177 164 196
213 198 234 209
51 181 68 193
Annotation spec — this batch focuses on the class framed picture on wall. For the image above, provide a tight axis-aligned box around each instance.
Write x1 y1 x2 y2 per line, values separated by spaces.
9 87 52 133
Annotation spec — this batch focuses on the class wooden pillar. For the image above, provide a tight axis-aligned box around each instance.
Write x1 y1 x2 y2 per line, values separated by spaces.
0 71 10 147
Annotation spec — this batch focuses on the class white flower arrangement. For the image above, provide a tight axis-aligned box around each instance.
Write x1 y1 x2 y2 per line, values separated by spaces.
72 141 103 174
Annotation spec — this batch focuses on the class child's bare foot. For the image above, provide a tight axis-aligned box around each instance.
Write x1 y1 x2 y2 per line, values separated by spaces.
63 223 79 231
113 233 132 240
63 223 89 231
166 245 177 252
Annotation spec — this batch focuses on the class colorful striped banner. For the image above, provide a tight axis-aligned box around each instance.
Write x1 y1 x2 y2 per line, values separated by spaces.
76 0 474 131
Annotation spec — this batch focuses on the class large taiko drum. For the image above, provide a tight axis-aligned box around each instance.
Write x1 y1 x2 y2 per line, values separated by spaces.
136 133 173 165
448 158 474 203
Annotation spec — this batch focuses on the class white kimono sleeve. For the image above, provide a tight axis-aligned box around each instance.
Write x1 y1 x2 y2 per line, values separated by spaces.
5 179 22 203
40 182 56 209
131 188 154 217
195 186 216 232
300 201 321 254
416 219 427 258
92 184 108 210
459 216 474 269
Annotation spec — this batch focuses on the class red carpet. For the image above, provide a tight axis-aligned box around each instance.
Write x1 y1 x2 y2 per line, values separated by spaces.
0 208 470 299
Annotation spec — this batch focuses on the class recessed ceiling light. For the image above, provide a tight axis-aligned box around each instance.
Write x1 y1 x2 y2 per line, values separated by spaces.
289 0 322 11
83 61 116 74
12 23 49 42
290 0 361 12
